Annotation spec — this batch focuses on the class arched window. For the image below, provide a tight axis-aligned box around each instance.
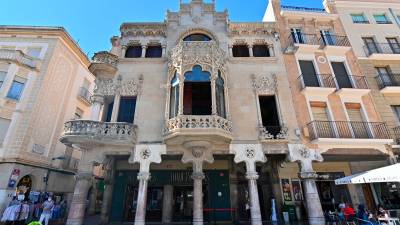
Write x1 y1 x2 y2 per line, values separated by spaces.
183 65 211 115
169 73 180 118
183 33 212 42
216 71 226 118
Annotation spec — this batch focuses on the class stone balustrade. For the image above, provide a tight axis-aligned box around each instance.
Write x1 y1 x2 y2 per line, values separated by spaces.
259 126 288 140
0 49 40 69
164 115 233 134
60 120 137 147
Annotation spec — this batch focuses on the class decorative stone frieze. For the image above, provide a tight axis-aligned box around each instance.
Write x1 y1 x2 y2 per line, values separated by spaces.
120 23 167 37
93 74 143 97
164 115 233 134
228 23 276 37
168 41 227 75
251 74 277 95
92 51 118 67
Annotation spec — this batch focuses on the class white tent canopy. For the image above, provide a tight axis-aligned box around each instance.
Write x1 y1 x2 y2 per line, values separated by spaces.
335 163 400 185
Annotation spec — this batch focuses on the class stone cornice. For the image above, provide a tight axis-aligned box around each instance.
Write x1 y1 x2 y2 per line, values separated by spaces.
228 22 276 36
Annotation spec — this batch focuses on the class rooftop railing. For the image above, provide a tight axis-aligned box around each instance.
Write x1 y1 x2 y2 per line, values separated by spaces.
281 5 325 13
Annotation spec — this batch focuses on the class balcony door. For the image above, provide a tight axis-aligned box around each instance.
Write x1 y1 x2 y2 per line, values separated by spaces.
387 38 400 54
320 30 335 46
311 103 334 138
299 60 319 87
291 28 304 44
346 104 370 138
259 96 281 137
118 97 136 123
376 67 393 87
331 62 352 88
363 37 379 54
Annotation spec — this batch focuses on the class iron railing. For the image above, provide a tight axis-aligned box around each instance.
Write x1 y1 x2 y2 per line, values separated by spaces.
321 34 351 47
281 5 325 13
394 126 400 144
307 121 390 140
375 73 400 89
78 87 92 103
287 33 350 48
298 74 368 90
364 43 400 56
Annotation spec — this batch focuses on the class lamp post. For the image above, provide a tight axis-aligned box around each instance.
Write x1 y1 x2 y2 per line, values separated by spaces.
44 156 66 193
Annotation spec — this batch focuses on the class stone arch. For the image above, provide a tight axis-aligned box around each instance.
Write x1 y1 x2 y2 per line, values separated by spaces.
176 27 220 45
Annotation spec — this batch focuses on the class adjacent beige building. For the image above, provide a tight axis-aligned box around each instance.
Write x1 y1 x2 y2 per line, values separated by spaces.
0 26 94 212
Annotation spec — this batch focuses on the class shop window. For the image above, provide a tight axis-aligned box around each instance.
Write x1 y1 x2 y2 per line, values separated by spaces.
216 72 226 118
183 65 211 115
117 97 136 123
373 182 400 210
145 45 162 58
259 96 281 137
232 45 250 57
253 45 270 57
7 76 26 101
183 33 212 41
169 73 180 118
125 45 142 58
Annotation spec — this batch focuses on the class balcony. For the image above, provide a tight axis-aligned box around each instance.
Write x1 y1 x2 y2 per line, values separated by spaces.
281 5 325 13
60 120 137 148
375 73 400 96
298 74 369 97
259 126 288 142
89 51 119 79
0 49 40 70
305 120 392 150
77 87 92 105
285 34 351 54
364 43 400 60
163 115 233 146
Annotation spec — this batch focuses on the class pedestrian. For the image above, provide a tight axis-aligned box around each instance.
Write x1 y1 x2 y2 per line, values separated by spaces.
38 196 54 225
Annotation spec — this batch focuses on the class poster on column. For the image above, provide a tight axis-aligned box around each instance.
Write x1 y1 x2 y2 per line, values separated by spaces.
8 169 20 188
291 179 303 201
281 179 292 202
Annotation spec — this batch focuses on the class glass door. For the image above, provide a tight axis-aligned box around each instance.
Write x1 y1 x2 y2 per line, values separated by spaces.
331 62 353 88
320 30 336 45
291 28 304 44
387 38 400 54
363 37 379 54
299 60 320 87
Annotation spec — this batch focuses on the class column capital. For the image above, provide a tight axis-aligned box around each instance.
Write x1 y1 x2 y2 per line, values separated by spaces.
191 172 205 180
230 144 266 172
137 172 151 181
90 94 105 104
287 144 323 173
245 171 259 180
142 45 147 49
129 144 166 173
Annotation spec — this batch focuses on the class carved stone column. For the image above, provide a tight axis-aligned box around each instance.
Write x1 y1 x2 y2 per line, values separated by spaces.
178 76 184 116
100 158 115 224
182 141 214 225
110 93 120 122
211 76 217 115
230 144 266 225
162 185 174 223
90 95 104 121
121 45 127 58
134 172 151 225
287 144 325 225
162 45 167 58
268 45 275 57
228 45 233 57
141 45 147 58
129 144 166 225
248 45 254 57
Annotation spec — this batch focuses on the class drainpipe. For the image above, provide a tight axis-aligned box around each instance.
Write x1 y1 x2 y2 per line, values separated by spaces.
389 8 400 30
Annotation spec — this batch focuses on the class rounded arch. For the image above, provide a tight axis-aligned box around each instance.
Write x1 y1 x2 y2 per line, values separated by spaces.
176 27 219 45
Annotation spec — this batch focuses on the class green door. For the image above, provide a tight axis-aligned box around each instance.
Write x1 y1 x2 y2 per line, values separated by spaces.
207 170 231 221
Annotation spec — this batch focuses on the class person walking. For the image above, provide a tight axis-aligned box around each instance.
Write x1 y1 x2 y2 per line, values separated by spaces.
38 196 54 225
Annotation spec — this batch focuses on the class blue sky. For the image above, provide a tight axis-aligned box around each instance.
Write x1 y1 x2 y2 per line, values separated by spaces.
0 0 322 57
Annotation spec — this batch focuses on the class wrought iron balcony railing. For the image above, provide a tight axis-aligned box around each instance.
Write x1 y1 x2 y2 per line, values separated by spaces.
393 126 400 144
298 74 369 90
62 120 136 142
281 5 325 13
375 73 400 89
259 126 288 140
287 33 351 49
307 121 390 140
77 87 92 104
164 115 233 135
364 43 400 56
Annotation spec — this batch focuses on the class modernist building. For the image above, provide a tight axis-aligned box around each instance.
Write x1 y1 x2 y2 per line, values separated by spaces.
0 26 94 212
266 0 398 221
60 0 399 225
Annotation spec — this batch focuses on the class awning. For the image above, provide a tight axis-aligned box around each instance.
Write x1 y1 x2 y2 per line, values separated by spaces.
335 163 400 185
